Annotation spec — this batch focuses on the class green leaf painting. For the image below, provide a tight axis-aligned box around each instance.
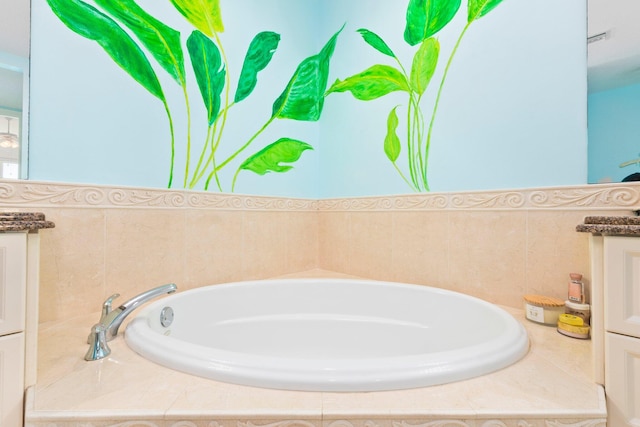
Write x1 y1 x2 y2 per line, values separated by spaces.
169 0 224 36
326 65 410 101
235 32 281 103
187 31 226 126
468 0 505 22
404 0 461 46
272 26 343 122
239 138 313 175
410 38 439 95
46 0 506 194
46 0 164 101
327 0 505 192
384 107 401 162
357 28 396 58
93 0 186 86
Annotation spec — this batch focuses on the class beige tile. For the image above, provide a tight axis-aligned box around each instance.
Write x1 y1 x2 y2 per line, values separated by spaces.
347 212 394 281
241 211 289 280
285 211 319 273
38 208 106 323
525 209 626 303
465 354 603 416
166 378 323 419
391 211 449 287
448 211 527 308
105 209 186 300
321 382 476 418
318 212 351 273
184 209 244 288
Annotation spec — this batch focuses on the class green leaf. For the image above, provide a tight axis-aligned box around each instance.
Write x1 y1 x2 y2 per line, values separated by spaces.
240 138 313 175
404 0 461 46
384 106 401 162
235 31 281 103
94 0 186 86
187 31 226 126
468 0 504 22
169 0 223 36
46 0 164 100
357 28 396 58
410 37 439 95
326 65 410 101
272 25 343 122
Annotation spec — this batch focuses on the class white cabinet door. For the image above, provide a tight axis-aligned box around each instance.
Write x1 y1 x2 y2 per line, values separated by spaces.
0 233 27 336
0 333 25 427
605 236 640 338
606 332 640 427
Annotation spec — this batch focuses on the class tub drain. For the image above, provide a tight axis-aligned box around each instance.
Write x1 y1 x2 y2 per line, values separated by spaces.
160 306 174 327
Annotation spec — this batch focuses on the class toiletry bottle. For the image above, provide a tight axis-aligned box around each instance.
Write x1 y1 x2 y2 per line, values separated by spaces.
568 273 585 304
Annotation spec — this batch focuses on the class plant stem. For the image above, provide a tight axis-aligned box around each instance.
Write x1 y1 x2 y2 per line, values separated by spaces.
411 94 425 190
392 161 415 191
393 57 419 190
424 21 472 192
406 99 419 190
208 115 275 182
162 98 175 188
182 84 192 188
230 166 241 192
207 31 232 189
188 124 214 188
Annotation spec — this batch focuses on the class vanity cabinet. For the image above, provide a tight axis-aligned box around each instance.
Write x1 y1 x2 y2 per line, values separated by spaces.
0 232 27 427
0 212 53 427
602 236 640 427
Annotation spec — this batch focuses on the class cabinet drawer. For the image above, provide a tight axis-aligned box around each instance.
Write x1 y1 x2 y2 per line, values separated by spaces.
0 333 25 427
606 332 640 427
0 233 27 336
605 236 640 337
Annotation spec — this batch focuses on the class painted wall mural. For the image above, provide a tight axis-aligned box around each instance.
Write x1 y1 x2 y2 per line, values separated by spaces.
45 0 341 192
30 0 587 197
327 0 504 192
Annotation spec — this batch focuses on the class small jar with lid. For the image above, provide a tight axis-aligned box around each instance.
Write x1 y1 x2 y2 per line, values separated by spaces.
523 294 565 326
565 300 591 325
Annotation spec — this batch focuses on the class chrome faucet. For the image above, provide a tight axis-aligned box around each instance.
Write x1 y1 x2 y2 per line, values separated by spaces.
85 283 177 361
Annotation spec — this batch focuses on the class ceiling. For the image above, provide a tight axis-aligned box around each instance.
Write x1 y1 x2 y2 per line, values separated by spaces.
0 1 30 58
0 1 637 94
0 1 28 113
587 0 640 93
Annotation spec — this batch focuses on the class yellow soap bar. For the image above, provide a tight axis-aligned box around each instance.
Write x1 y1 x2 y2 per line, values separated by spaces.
558 313 584 326
557 320 590 339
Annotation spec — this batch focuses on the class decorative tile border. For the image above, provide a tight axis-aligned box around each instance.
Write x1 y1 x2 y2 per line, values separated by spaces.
1 179 639 211
319 184 640 211
0 180 318 211
23 417 608 427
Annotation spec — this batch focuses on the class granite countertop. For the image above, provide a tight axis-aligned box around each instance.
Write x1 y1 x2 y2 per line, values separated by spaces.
0 212 55 232
576 215 640 236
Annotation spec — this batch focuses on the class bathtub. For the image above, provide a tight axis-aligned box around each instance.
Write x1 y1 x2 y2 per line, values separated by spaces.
124 278 529 392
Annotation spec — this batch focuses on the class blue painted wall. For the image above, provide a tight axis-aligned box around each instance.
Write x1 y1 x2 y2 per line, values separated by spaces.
319 0 587 197
29 0 587 198
588 82 640 184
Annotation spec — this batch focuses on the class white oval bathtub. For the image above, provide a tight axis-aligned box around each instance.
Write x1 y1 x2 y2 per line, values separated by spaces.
124 278 529 392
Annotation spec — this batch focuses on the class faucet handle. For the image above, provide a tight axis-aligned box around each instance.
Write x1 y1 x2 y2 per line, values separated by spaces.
87 293 120 344
99 293 121 323
84 324 111 361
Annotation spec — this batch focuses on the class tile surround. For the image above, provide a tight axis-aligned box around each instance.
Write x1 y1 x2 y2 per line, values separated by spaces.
1 179 639 323
1 180 636 426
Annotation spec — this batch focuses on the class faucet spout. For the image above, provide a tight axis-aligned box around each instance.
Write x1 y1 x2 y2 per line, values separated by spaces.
102 283 177 341
85 283 177 361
